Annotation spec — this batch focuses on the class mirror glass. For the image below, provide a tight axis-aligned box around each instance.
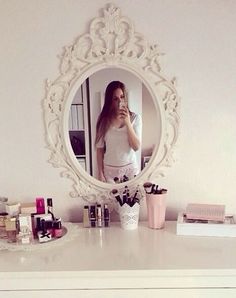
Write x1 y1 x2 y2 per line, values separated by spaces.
68 68 161 184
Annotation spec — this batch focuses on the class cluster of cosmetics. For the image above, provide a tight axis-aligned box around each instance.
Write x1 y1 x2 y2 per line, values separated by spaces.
111 186 141 207
113 175 130 184
83 204 110 228
0 197 62 244
143 182 167 195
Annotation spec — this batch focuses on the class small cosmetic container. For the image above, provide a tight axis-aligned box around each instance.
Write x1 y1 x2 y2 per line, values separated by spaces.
0 212 8 239
6 202 20 217
20 202 37 214
104 204 110 227
97 204 102 227
0 212 8 228
83 206 90 228
90 206 96 227
36 198 45 214
5 217 17 243
0 197 8 213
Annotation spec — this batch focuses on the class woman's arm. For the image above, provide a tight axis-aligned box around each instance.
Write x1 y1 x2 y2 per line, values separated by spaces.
119 108 141 151
126 121 140 151
96 147 106 182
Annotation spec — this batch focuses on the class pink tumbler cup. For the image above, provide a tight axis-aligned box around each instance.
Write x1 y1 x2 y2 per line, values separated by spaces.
146 193 166 229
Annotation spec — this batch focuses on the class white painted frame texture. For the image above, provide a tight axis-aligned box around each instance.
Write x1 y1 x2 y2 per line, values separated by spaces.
43 3 180 203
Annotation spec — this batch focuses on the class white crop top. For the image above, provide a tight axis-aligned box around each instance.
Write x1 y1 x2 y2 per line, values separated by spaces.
96 114 142 167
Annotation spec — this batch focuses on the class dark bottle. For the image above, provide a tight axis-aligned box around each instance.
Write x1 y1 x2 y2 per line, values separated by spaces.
47 198 55 220
90 206 96 227
36 217 42 232
104 204 110 227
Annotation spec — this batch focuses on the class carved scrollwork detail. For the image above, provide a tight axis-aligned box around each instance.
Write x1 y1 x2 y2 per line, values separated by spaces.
43 3 180 201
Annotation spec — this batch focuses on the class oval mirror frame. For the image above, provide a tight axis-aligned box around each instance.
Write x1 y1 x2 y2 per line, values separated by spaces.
43 3 180 203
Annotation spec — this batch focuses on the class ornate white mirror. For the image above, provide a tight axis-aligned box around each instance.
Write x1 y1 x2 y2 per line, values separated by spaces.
67 68 159 180
43 3 180 203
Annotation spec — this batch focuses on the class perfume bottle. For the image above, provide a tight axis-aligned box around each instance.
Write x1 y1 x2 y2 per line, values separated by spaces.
18 214 33 244
5 217 17 243
53 220 63 238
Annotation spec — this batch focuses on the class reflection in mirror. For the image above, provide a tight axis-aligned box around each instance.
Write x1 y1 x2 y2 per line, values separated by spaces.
68 68 160 184
44 3 180 201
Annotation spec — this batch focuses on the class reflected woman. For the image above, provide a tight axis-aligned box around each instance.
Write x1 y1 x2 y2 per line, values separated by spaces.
95 81 142 183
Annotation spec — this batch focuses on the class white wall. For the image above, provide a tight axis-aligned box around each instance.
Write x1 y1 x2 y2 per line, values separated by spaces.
0 0 235 221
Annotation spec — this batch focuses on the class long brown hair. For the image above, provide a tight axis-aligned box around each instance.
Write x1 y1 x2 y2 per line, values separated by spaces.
95 81 132 146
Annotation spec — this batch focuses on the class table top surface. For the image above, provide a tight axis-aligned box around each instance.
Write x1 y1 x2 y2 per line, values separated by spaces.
1 221 236 273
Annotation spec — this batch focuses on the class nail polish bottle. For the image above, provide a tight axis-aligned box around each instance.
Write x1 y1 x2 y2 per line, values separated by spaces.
53 220 63 238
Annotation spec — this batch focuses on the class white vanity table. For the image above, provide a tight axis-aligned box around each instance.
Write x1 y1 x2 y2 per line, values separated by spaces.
1 221 236 298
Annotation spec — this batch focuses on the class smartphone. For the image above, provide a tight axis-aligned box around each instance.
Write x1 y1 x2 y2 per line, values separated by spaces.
119 100 126 109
